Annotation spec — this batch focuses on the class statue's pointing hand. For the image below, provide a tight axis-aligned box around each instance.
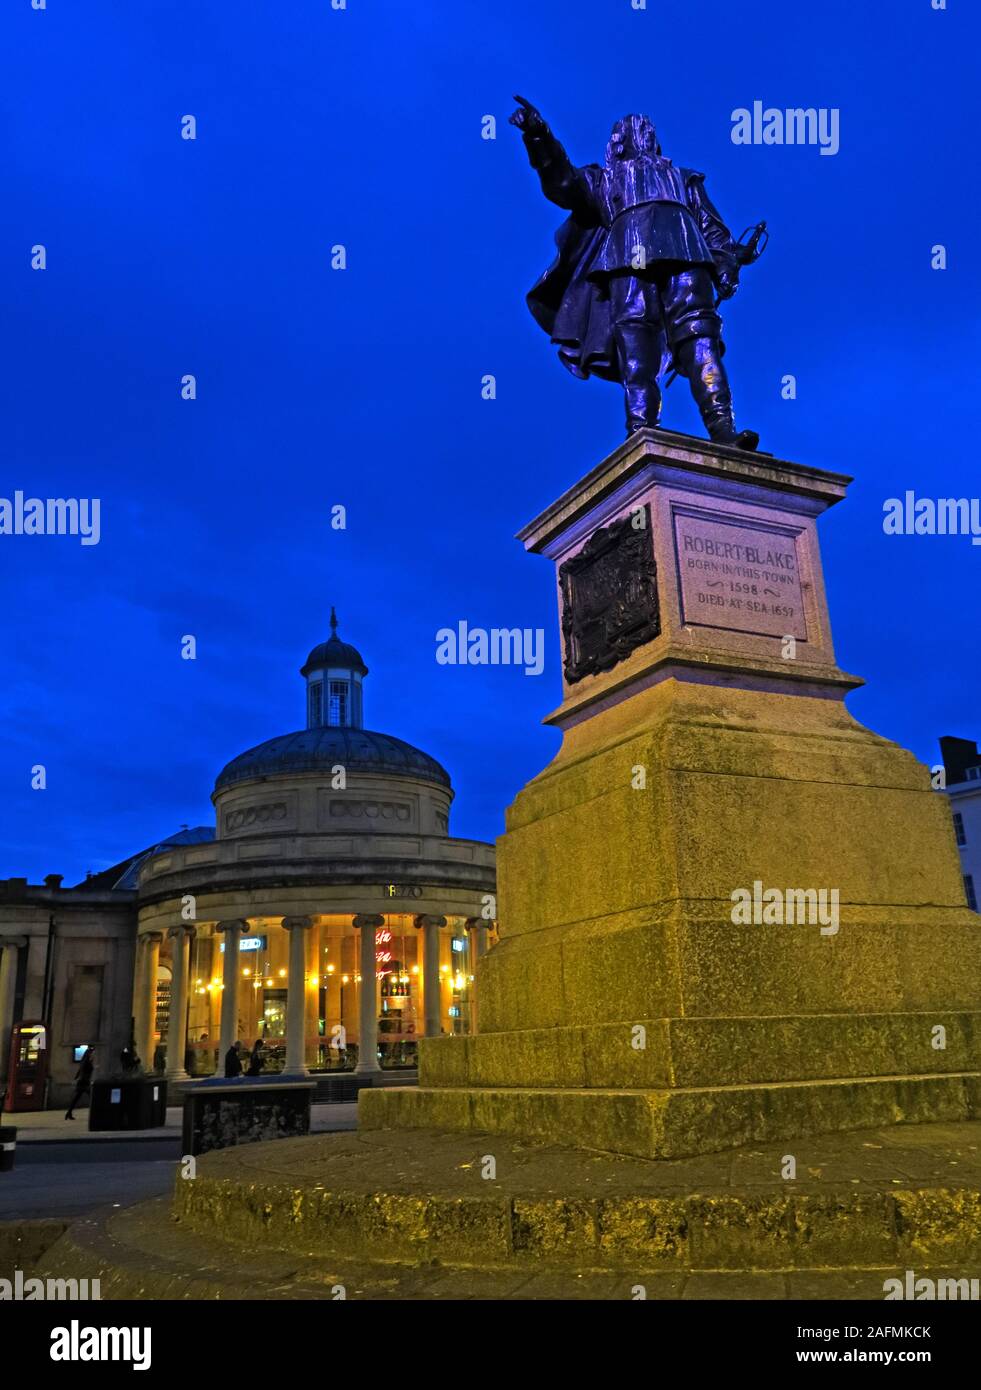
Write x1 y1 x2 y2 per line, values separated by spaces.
510 95 547 135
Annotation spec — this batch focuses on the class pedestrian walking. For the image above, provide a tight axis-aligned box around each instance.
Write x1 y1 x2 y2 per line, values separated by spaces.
65 1047 95 1120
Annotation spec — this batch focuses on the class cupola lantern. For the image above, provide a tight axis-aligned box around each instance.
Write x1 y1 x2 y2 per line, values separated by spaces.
299 607 368 730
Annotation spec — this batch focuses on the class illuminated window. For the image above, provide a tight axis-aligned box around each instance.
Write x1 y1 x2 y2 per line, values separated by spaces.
308 681 323 727
328 680 349 727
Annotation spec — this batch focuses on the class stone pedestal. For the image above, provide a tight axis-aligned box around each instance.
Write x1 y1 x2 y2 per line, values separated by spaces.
361 428 981 1158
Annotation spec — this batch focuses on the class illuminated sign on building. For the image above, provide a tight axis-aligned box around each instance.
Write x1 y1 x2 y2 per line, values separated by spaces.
451 937 466 953
219 936 267 953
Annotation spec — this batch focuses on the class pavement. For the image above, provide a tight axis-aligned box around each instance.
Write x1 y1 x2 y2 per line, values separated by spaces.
7 1105 186 1144
5 1101 358 1144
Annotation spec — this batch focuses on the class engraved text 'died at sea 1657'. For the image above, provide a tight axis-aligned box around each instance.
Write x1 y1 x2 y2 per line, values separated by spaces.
673 509 807 640
559 507 660 683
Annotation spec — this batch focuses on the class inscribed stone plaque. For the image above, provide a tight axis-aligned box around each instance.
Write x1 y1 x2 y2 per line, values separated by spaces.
674 510 807 639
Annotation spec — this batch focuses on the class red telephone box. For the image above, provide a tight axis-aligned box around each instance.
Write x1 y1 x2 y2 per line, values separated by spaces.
4 1022 49 1112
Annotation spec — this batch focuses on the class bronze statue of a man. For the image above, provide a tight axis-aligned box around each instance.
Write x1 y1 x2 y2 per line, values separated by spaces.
511 97 763 450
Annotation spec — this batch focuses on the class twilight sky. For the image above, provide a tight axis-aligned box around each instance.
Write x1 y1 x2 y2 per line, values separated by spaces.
2 0 978 882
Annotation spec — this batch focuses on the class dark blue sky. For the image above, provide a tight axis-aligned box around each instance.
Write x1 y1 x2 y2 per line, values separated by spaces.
2 0 978 882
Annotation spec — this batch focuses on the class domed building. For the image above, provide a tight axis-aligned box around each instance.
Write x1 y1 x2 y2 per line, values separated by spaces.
134 611 498 1083
0 614 497 1107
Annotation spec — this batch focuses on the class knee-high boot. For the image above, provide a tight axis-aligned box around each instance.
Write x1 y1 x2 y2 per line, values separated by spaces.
675 337 759 451
614 322 662 435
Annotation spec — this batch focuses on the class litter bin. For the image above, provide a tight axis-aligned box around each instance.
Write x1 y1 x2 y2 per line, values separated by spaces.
89 1078 168 1130
0 1126 16 1172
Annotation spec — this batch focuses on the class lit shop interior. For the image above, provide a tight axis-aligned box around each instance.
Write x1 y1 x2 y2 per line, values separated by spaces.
149 914 494 1075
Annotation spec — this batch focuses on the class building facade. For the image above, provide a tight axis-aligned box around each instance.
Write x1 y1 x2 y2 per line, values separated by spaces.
940 735 981 914
1 615 497 1109
0 880 137 1112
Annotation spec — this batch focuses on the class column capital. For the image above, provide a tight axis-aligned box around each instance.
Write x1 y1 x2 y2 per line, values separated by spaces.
0 935 28 950
282 915 314 932
414 914 447 930
139 931 164 946
353 914 385 930
167 924 196 941
464 917 487 930
216 919 247 934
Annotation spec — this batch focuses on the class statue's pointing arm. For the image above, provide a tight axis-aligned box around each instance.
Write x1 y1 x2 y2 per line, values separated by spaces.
688 175 742 297
510 96 593 215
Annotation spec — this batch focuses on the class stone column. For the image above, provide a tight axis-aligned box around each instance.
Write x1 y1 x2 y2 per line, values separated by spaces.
352 915 384 1076
466 916 490 960
131 937 146 1060
282 917 313 1075
165 925 195 1081
133 932 163 1068
0 938 25 1084
216 920 245 1068
416 915 446 1038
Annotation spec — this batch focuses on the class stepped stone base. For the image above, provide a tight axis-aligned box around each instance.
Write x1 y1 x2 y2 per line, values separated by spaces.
19 1122 981 1299
360 434 981 1163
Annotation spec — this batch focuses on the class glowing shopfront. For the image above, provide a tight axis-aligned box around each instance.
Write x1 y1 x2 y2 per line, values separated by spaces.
149 912 493 1078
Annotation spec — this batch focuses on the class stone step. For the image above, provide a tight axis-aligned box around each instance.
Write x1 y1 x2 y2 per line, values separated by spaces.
35 1200 981 1301
361 1071 981 1159
24 1121 981 1298
172 1123 981 1273
418 1012 981 1091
